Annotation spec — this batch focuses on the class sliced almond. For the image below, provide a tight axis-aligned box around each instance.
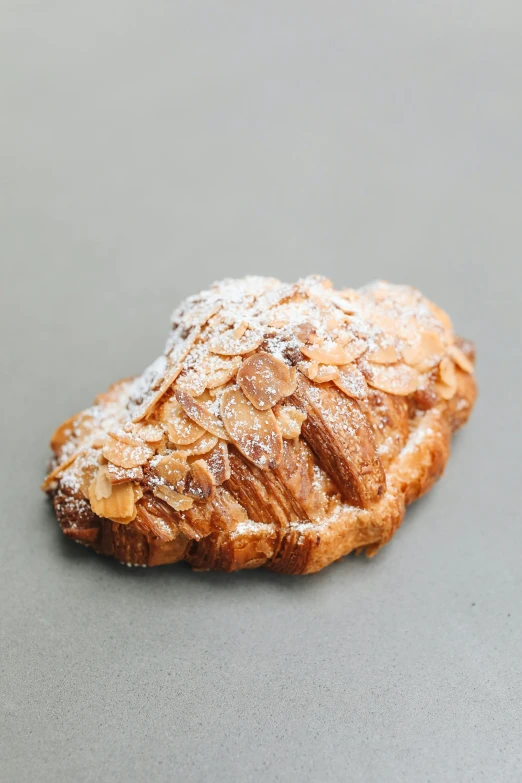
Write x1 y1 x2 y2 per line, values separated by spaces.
102 433 154 469
435 381 457 400
137 423 165 443
88 480 137 523
107 463 144 485
209 329 263 356
402 331 445 371
295 322 317 345
205 441 231 484
334 364 369 400
175 369 207 398
220 386 283 470
160 397 205 445
366 342 399 364
439 357 456 387
298 359 319 380
155 453 189 486
300 337 367 366
274 405 307 439
237 353 297 411
181 432 218 456
364 362 419 397
93 465 112 500
448 344 473 374
204 354 242 389
313 364 339 383
41 449 83 491
330 293 360 314
152 485 194 511
185 459 216 500
174 389 229 440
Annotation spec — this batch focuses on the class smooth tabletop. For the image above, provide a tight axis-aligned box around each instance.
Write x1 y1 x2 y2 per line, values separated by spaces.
1 2 521 781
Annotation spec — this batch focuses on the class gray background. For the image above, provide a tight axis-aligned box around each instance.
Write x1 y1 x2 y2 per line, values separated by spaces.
1 2 521 781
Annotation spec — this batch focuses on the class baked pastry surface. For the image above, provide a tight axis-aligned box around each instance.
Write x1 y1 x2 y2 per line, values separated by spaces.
42 276 476 573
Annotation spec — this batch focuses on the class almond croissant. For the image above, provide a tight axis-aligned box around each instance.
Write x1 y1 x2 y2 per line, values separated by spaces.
42 277 476 574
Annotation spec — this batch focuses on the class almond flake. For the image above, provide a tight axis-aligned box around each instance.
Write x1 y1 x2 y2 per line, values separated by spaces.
435 381 457 400
41 450 83 491
439 357 457 387
298 360 319 380
330 294 360 314
175 369 207 398
181 432 218 456
160 397 206 445
274 405 307 439
209 329 263 356
300 337 367 366
185 459 216 500
220 386 283 470
152 485 194 511
364 362 419 396
93 465 112 500
205 441 231 484
402 331 445 371
174 389 229 440
102 433 154 469
137 424 165 443
88 480 137 523
237 353 297 411
155 453 189 486
313 364 339 383
334 364 369 400
448 344 473 373
107 463 144 485
366 342 399 364
204 354 242 389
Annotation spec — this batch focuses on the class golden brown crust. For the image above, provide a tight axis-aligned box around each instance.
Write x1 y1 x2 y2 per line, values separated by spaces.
43 276 477 574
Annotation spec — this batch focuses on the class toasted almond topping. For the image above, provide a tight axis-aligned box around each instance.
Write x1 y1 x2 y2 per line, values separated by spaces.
366 342 399 364
274 405 307 439
334 364 369 399
298 359 319 380
313 364 339 383
204 354 242 389
152 485 194 511
155 453 189 486
205 441 231 484
233 321 248 339
448 344 473 373
300 337 367 366
181 432 218 456
174 389 229 440
93 465 112 500
107 463 144 485
402 331 445 371
209 329 263 356
41 450 83 491
220 386 283 470
175 369 207 398
330 293 360 314
439 357 456 387
88 480 137 523
160 397 206 445
185 459 216 500
295 322 317 345
435 381 457 400
102 434 154 469
237 353 297 411
137 423 165 443
364 362 419 396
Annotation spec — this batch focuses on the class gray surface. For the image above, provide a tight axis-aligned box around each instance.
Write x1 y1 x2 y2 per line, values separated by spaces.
1 2 521 781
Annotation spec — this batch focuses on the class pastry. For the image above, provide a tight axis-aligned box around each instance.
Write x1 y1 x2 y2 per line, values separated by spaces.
42 276 476 573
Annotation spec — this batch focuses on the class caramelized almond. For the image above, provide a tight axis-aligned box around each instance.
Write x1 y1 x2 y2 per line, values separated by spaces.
153 485 194 511
313 364 339 383
137 424 165 443
237 353 297 410
220 386 283 470
204 354 242 389
181 432 218 456
93 465 112 500
205 441 231 484
439 357 456 387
